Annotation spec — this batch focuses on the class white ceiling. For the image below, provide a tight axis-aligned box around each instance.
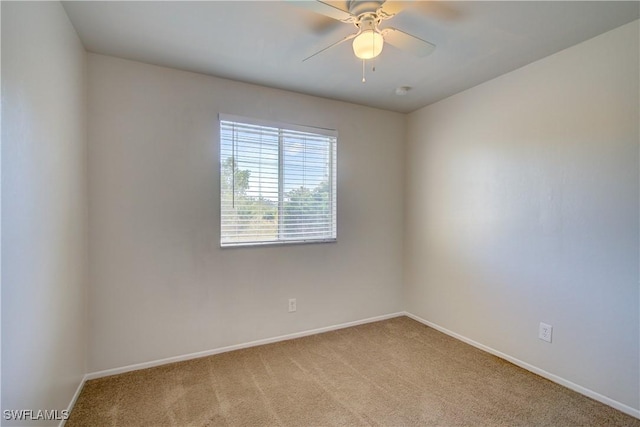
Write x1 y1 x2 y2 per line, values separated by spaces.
62 1 639 113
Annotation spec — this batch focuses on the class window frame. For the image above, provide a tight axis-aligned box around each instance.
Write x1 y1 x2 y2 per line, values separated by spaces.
219 113 338 248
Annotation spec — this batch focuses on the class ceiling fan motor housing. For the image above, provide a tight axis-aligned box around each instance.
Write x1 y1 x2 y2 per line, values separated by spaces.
349 0 385 18
356 14 380 31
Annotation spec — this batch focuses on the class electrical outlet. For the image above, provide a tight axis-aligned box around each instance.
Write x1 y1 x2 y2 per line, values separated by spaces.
288 298 296 313
539 322 552 343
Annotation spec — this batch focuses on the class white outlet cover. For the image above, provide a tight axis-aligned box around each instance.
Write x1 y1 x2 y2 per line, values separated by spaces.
539 322 553 343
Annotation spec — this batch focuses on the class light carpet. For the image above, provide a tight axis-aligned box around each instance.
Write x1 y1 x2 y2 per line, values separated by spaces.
68 316 639 426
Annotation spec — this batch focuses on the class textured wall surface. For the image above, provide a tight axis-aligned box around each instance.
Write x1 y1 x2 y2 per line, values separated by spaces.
2 1 88 421
405 21 639 410
87 54 405 371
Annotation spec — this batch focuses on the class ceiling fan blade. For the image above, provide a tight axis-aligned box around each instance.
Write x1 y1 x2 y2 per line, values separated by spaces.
382 27 436 57
378 1 407 19
303 33 357 62
290 1 354 22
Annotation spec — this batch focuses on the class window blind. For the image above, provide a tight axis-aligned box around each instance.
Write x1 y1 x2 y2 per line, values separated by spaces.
220 115 337 247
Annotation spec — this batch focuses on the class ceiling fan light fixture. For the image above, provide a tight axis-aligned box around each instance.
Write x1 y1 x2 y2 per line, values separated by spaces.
352 29 384 59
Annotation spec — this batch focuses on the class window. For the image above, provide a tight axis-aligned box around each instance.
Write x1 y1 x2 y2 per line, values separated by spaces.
220 114 337 247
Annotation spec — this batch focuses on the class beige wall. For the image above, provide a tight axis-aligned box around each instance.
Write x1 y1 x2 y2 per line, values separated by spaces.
1 1 88 421
405 20 639 410
87 54 405 372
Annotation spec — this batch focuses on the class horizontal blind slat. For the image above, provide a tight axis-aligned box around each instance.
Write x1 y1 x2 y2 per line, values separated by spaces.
220 117 337 246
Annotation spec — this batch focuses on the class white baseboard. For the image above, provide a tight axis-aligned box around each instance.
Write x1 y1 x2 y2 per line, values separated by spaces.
404 311 640 420
60 373 88 427
85 312 405 381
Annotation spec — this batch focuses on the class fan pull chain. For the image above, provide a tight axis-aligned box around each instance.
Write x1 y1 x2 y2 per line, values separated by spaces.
372 30 376 72
362 59 366 83
361 59 377 83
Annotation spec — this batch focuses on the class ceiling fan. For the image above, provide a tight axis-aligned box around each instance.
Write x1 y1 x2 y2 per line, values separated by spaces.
296 0 435 80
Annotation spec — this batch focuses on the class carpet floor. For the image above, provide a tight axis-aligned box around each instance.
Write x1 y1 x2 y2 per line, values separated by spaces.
68 316 639 426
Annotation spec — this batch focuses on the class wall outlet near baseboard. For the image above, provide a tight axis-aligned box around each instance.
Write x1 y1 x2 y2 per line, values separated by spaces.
288 298 297 313
539 322 553 343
